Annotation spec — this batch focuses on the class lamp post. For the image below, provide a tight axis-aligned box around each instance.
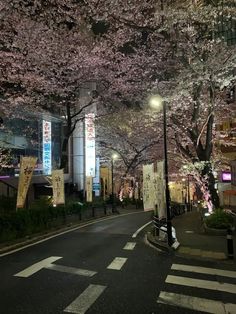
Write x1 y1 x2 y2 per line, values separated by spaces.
187 174 191 211
149 95 173 247
111 153 118 213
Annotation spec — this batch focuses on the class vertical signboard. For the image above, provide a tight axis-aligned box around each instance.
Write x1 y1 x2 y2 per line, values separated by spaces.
86 176 93 202
143 163 154 211
52 169 65 205
154 161 166 219
85 113 95 177
43 120 52 175
16 156 37 209
93 157 100 196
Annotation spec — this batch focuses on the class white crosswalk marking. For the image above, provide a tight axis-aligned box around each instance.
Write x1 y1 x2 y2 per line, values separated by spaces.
166 275 236 294
171 263 236 279
158 291 236 314
107 257 127 270
157 263 236 313
123 242 136 250
64 284 106 314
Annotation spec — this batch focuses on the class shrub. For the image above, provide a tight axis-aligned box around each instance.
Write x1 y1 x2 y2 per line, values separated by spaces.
0 195 17 213
205 208 234 229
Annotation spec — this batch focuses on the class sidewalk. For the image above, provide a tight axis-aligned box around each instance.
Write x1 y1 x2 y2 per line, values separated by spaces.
147 209 236 262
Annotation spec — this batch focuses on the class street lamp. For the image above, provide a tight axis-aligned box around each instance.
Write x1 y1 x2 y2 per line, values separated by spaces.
149 95 173 247
111 153 118 213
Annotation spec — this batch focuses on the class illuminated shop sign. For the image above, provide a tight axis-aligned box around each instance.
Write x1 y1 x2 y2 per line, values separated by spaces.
42 120 52 175
222 172 231 182
85 113 95 177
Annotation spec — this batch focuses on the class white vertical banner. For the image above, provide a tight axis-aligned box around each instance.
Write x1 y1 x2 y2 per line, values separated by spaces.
134 182 139 200
85 113 96 177
52 169 65 205
86 176 93 202
154 161 166 219
93 157 100 196
16 156 37 209
42 120 52 175
143 163 154 211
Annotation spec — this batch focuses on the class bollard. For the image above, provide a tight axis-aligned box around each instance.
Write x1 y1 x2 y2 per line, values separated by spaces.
104 204 107 215
227 228 234 259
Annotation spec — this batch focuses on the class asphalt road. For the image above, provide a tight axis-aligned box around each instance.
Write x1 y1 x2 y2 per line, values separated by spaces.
0 211 236 314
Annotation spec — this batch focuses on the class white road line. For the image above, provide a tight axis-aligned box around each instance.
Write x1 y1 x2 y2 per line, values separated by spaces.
166 275 236 294
1 211 144 257
132 221 152 238
157 291 236 314
171 263 236 279
107 257 127 270
14 256 62 278
45 264 97 277
123 242 136 250
64 284 106 314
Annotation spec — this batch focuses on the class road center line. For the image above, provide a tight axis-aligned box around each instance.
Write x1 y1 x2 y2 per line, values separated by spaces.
64 284 106 314
45 264 97 277
123 242 136 250
107 257 127 270
132 221 152 238
14 256 62 278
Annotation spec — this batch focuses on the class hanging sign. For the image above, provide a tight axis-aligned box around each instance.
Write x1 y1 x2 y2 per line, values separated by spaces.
52 169 65 205
86 176 93 202
143 163 154 211
16 156 37 209
154 161 166 219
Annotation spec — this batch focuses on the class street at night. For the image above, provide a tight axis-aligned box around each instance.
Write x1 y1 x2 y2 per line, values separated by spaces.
1 211 236 314
0 1 236 313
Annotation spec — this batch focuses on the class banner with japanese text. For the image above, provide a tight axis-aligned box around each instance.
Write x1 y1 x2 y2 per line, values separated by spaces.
52 169 65 205
16 156 37 209
143 163 154 211
42 120 52 175
154 161 166 219
86 176 93 202
85 114 96 177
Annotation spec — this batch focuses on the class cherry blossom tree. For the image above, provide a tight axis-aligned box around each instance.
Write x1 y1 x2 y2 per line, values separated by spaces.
0 0 235 211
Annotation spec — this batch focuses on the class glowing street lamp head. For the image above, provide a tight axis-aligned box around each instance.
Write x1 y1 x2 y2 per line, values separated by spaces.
112 153 118 160
149 95 163 110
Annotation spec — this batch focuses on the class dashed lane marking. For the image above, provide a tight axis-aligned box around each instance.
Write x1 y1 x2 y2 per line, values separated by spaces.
123 242 136 250
45 264 97 277
107 257 127 270
64 284 106 314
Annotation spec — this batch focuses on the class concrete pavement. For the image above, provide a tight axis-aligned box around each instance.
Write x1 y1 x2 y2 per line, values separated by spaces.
147 208 236 262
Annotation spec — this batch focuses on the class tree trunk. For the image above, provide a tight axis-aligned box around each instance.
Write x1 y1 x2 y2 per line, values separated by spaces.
60 136 69 170
202 163 220 209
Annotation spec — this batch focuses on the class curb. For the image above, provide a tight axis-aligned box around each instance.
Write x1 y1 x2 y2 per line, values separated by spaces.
146 231 174 254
